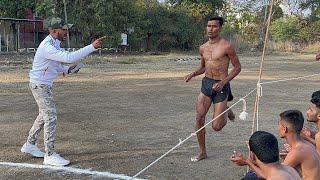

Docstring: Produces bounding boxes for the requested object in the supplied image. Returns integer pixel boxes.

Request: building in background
[0,8,45,52]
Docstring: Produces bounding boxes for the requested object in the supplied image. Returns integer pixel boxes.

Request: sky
[156,0,311,17]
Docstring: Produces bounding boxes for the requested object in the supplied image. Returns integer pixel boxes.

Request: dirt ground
[0,51,319,180]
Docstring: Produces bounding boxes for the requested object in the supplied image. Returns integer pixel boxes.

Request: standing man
[21,17,105,166]
[184,16,241,162]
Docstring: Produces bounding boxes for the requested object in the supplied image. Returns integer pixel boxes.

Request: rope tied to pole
[257,83,263,97]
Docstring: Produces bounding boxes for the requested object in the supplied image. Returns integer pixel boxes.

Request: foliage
[301,0,320,22]
[35,0,55,17]
[0,0,320,51]
[145,4,204,51]
[168,0,224,22]
[299,19,320,43]
[269,16,300,42]
[42,0,148,48]
[0,0,37,18]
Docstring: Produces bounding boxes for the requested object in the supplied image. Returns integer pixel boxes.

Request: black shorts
[201,77,233,104]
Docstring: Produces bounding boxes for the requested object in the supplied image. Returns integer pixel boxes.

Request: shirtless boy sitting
[231,131,301,180]
[231,110,320,180]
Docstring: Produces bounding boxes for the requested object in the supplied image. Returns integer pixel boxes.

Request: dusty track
[0,52,318,179]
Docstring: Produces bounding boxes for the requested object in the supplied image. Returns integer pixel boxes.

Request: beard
[57,32,66,41]
[307,116,316,122]
[306,113,317,122]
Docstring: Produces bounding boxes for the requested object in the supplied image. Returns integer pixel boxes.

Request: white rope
[256,73,320,130]
[239,98,249,120]
[195,99,242,134]
[260,73,320,85]
[256,83,263,131]
[257,83,262,97]
[240,98,247,112]
[130,133,196,179]
[256,95,260,131]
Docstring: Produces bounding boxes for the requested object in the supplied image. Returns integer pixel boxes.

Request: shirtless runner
[184,16,241,162]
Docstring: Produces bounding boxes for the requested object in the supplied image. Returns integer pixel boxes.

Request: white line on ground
[0,162,145,180]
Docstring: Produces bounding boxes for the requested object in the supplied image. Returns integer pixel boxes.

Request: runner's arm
[184,46,205,82]
[220,43,241,85]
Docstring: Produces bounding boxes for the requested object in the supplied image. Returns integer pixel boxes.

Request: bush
[270,17,300,42]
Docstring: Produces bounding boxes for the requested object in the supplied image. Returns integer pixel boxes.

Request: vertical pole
[17,23,20,52]
[23,22,25,49]
[6,35,9,52]
[63,0,70,48]
[35,20,38,46]
[3,21,5,52]
[247,0,274,174]
[0,34,2,52]
[33,12,36,47]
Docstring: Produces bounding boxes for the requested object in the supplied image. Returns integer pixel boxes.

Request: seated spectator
[231,110,320,180]
[301,90,320,154]
[230,131,301,180]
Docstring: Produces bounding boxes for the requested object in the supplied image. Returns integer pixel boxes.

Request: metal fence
[0,18,122,54]
[0,18,45,52]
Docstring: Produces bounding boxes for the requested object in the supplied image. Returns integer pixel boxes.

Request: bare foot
[228,109,235,122]
[191,153,207,162]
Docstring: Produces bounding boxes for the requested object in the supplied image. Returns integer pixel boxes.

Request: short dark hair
[208,16,224,26]
[311,90,320,99]
[311,91,320,109]
[280,110,304,134]
[249,131,279,163]
[311,97,320,109]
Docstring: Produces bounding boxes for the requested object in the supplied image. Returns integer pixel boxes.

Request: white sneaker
[43,152,70,166]
[21,143,45,158]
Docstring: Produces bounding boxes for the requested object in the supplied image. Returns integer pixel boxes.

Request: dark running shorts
[201,77,233,104]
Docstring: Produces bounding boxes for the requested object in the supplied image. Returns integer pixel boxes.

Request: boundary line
[0,162,144,180]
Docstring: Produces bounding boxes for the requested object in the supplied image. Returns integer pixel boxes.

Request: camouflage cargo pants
[27,83,57,155]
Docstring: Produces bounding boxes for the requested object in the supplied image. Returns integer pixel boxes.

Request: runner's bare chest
[202,43,229,66]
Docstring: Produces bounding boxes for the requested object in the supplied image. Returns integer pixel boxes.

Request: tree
[43,0,147,48]
[301,0,320,21]
[167,0,224,21]
[270,16,300,42]
[0,0,38,18]
[143,4,200,51]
